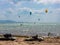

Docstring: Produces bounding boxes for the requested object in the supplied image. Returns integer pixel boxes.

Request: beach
[0,23,60,45]
[0,36,60,45]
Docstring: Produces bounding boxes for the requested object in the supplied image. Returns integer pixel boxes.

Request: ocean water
[0,23,60,36]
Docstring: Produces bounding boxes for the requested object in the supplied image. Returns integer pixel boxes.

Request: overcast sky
[0,0,60,23]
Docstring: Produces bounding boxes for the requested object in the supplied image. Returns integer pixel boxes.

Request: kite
[30,12,32,15]
[45,9,48,13]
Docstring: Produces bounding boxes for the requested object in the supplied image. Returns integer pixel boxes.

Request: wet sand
[0,36,60,45]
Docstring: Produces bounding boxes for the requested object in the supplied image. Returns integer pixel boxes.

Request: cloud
[0,14,7,20]
[34,0,60,4]
[1,7,43,22]
[0,7,60,22]
[0,0,60,22]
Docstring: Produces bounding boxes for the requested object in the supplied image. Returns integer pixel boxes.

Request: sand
[0,36,60,45]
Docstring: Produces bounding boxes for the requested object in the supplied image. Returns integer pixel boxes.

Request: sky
[0,0,60,23]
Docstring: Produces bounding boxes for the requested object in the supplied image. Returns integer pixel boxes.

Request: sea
[0,23,60,36]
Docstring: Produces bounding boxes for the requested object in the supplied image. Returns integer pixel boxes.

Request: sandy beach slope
[0,36,60,45]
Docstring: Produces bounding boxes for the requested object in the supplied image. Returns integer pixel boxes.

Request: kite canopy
[18,16,20,18]
[45,9,48,13]
[38,18,40,21]
[30,12,32,15]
